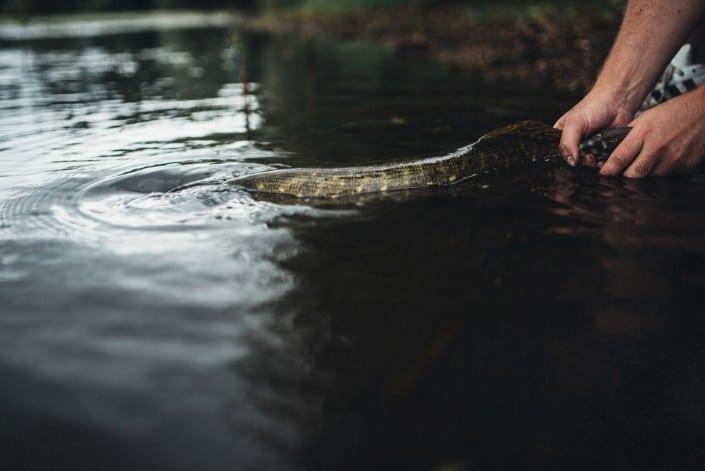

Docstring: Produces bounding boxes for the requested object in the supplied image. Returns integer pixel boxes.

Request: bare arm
[596,0,705,110]
[556,0,705,164]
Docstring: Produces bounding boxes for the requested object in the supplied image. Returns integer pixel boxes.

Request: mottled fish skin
[579,127,632,164]
[231,121,629,199]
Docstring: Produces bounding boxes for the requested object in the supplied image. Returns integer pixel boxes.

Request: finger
[652,157,677,176]
[599,132,644,176]
[553,115,566,130]
[624,146,660,178]
[559,119,586,167]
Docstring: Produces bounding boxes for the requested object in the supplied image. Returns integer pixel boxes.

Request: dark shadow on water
[260,168,705,471]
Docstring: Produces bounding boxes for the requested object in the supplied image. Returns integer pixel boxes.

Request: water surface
[2,13,705,471]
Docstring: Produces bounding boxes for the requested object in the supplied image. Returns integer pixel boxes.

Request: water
[2,12,705,471]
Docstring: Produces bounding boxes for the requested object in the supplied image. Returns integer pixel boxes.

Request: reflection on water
[2,12,705,471]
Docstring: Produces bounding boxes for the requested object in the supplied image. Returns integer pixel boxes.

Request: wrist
[683,84,705,118]
[591,54,658,114]
[590,79,644,115]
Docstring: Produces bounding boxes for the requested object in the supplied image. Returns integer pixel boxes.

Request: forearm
[594,0,705,111]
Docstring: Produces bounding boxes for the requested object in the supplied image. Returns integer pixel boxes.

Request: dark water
[2,13,705,471]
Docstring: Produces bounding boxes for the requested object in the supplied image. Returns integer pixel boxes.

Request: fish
[231,121,630,199]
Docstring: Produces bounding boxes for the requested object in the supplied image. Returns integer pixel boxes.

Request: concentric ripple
[0,156,342,249]
[0,27,337,248]
[77,160,262,229]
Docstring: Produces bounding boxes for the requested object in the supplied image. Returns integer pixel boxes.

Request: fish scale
[231,121,630,199]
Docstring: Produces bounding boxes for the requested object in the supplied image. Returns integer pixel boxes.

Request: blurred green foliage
[1,0,621,16]
[258,0,619,12]
[260,0,420,9]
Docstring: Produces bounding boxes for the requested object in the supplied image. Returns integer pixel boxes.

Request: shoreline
[2,4,626,93]
[242,4,624,92]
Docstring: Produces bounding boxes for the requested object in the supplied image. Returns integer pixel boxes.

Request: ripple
[2,163,219,241]
[0,155,350,252]
[77,160,237,229]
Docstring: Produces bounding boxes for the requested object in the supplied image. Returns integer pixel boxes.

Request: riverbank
[243,2,625,92]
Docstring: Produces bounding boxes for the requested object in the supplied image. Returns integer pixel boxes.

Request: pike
[231,121,630,199]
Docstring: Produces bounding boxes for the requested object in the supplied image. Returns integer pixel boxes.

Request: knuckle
[564,115,585,129]
[634,162,650,176]
[610,153,628,165]
[627,167,647,178]
[621,134,640,149]
[561,119,577,132]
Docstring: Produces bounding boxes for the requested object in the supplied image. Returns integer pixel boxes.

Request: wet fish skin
[579,127,632,163]
[232,121,630,199]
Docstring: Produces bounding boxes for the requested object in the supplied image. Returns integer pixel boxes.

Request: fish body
[231,121,628,199]
[579,126,632,161]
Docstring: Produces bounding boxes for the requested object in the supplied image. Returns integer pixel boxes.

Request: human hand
[554,87,635,167]
[599,87,705,177]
